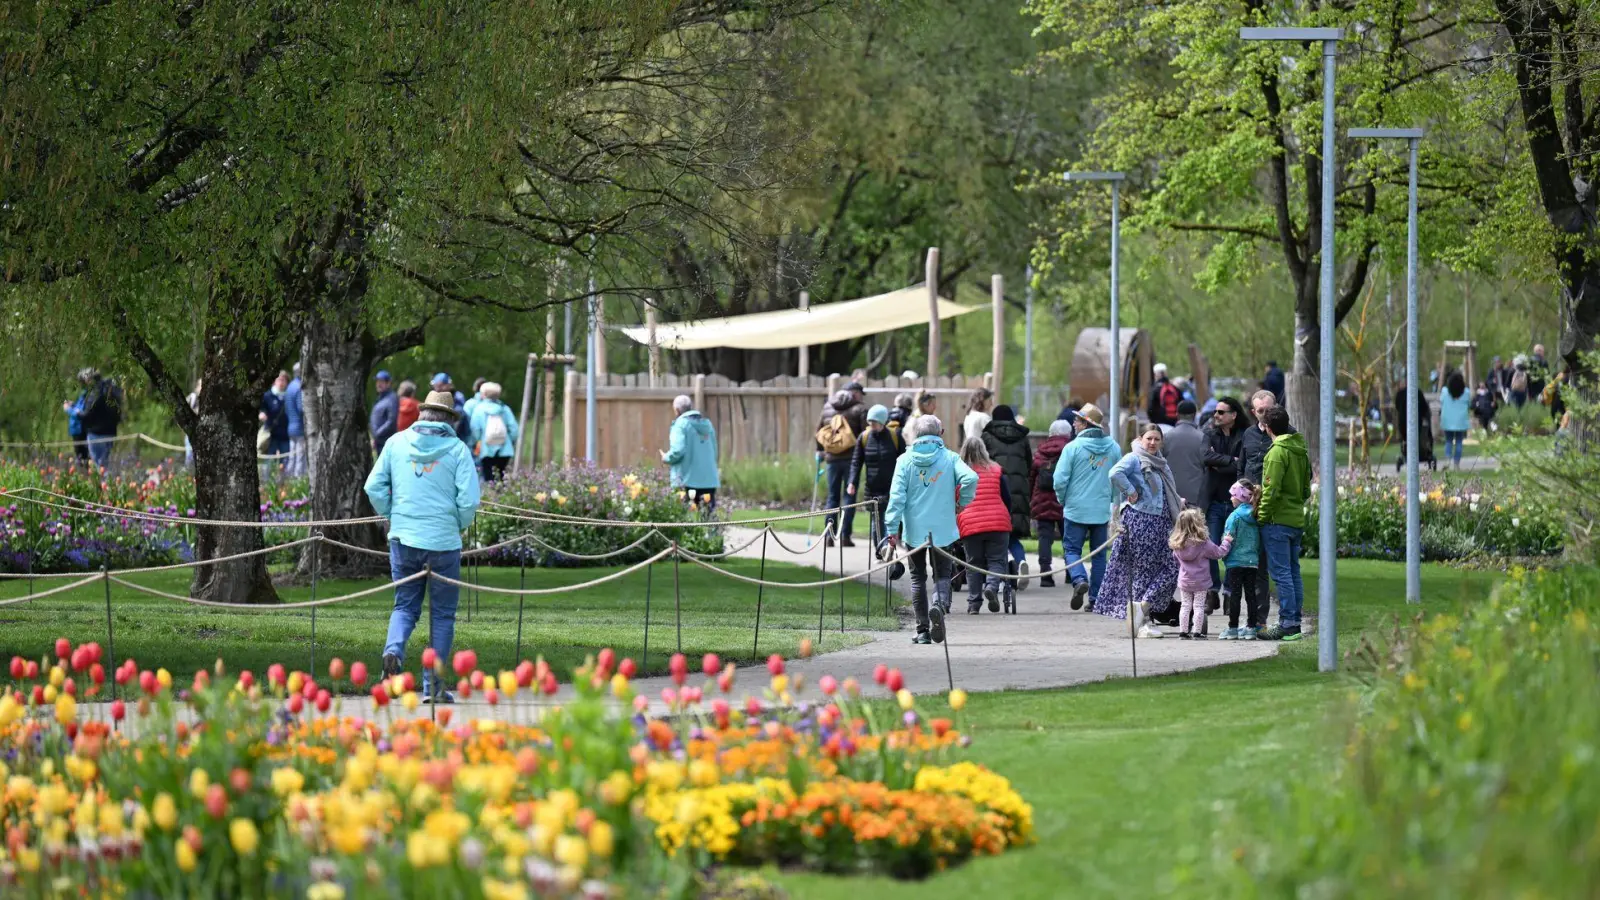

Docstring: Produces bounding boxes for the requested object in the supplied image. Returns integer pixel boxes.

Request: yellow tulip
[54,694,77,726]
[271,767,304,797]
[189,767,210,798]
[229,818,260,855]
[498,671,518,696]
[554,834,588,870]
[49,665,65,687]
[947,688,968,711]
[175,839,197,872]
[402,691,419,711]
[587,820,615,858]
[307,883,347,900]
[896,688,914,711]
[152,793,177,831]
[156,668,172,690]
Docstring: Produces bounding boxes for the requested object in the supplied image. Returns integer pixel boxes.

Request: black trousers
[1224,565,1266,628]
[961,531,1009,603]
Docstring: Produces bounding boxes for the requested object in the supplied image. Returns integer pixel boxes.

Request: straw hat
[1076,403,1104,427]
[419,390,460,418]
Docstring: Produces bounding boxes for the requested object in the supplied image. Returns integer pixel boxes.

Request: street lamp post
[1240,26,1343,672]
[1349,127,1424,606]
[1063,171,1127,450]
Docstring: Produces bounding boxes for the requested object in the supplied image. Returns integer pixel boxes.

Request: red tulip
[401,672,417,693]
[514,661,535,688]
[767,654,785,676]
[204,784,227,819]
[30,685,44,706]
[456,677,472,699]
[370,684,390,707]
[819,675,838,696]
[540,672,558,696]
[469,670,485,690]
[63,678,76,697]
[422,648,439,670]
[54,638,71,660]
[299,678,316,699]
[597,647,616,674]
[701,653,720,677]
[349,662,368,687]
[267,664,287,689]
[138,671,157,695]
[744,696,763,717]
[485,688,500,707]
[109,699,125,722]
[286,694,304,715]
[717,669,735,694]
[23,660,37,680]
[872,664,888,685]
[668,653,688,686]
[229,768,251,794]
[886,668,904,693]
[8,656,24,680]
[452,650,477,677]
[327,658,345,681]
[618,658,637,679]
[314,689,331,713]
[237,671,255,690]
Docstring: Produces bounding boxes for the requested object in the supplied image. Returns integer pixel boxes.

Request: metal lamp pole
[1350,127,1424,604]
[586,275,599,464]
[1063,171,1127,451]
[1241,26,1342,672]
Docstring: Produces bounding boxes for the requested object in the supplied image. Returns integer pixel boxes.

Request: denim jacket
[1109,451,1168,517]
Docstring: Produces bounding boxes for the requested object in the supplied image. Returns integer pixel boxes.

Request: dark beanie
[992,405,1016,422]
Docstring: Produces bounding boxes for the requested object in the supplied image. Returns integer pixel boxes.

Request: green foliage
[1501,351,1600,562]
[719,455,821,507]
[1194,565,1600,898]
[1302,473,1565,560]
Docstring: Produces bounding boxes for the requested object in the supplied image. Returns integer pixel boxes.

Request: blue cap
[867,404,889,424]
[431,372,450,386]
[375,370,392,381]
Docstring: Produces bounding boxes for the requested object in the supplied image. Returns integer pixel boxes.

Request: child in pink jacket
[1169,508,1232,639]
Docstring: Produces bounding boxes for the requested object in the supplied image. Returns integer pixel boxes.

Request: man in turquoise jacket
[1052,403,1118,610]
[366,391,482,700]
[885,415,978,645]
[661,395,720,511]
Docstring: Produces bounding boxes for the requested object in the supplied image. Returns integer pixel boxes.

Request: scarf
[1133,442,1182,521]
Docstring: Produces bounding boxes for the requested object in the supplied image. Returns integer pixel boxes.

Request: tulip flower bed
[0,641,1030,898]
[1301,473,1564,561]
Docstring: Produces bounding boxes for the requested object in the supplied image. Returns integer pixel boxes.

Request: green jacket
[1258,432,1311,528]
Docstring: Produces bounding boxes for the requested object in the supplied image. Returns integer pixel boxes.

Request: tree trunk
[188,391,280,604]
[1288,279,1324,476]
[299,310,390,579]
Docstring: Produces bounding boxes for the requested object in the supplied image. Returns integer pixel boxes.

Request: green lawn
[0,559,882,685]
[771,558,1501,899]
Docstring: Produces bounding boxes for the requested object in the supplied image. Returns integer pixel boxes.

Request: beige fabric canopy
[620,284,984,351]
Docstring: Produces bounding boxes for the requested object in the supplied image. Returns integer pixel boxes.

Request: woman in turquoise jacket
[661,395,720,510]
[884,416,979,646]
[467,382,521,483]
[1438,371,1472,469]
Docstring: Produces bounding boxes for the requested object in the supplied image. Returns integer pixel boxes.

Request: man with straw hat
[1052,403,1118,610]
[366,389,482,702]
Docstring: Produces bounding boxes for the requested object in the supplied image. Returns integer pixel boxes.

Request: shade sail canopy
[620,283,984,351]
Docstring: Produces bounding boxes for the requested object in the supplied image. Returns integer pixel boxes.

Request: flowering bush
[477,464,723,567]
[0,459,311,572]
[1301,474,1564,561]
[0,641,1028,897]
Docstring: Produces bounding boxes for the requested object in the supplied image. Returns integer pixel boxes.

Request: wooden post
[541,310,558,464]
[513,352,536,473]
[925,248,941,379]
[693,373,706,414]
[797,291,811,379]
[594,297,609,376]
[562,370,578,465]
[646,306,660,388]
[991,273,1004,398]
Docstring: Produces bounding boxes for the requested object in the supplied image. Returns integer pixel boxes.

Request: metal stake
[816,534,827,645]
[101,567,116,701]
[752,529,768,659]
[940,628,954,692]
[515,541,527,661]
[642,559,653,672]
[672,543,682,655]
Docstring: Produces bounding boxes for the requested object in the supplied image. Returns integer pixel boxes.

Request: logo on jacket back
[411,461,439,477]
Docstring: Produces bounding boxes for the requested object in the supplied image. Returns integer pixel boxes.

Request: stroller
[1395,418,1438,471]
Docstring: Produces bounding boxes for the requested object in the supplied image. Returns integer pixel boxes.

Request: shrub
[1191,565,1600,898]
[1302,474,1564,561]
[719,455,821,507]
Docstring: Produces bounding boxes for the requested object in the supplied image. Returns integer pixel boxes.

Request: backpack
[86,380,123,431]
[816,414,857,456]
[483,407,509,448]
[885,420,905,450]
[1511,369,1528,393]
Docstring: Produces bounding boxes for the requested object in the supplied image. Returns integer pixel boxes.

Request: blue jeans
[1062,520,1109,599]
[1261,524,1304,629]
[1008,537,1025,566]
[383,541,462,695]
[1443,430,1465,464]
[823,458,857,540]
[86,433,115,468]
[1036,519,1061,572]
[1206,501,1232,589]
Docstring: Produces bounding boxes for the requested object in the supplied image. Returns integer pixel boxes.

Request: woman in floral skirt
[1093,425,1182,637]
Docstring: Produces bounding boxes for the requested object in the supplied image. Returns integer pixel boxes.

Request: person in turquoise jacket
[885,416,979,645]
[468,382,521,483]
[365,391,482,700]
[660,395,721,511]
[1219,479,1264,640]
[1438,370,1472,468]
[1051,403,1119,608]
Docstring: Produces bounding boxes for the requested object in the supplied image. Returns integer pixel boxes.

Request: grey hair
[960,435,992,469]
[481,381,503,400]
[1049,419,1074,437]
[909,414,942,439]
[418,408,453,423]
[673,394,693,413]
[893,392,914,408]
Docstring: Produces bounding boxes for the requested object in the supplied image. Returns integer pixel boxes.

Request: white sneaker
[1137,623,1165,639]
[1128,599,1147,636]
[1016,561,1030,592]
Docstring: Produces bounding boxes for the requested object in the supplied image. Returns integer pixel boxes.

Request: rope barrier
[763,521,837,555]
[679,542,923,589]
[113,535,323,574]
[0,432,293,459]
[514,530,664,561]
[106,570,429,610]
[316,535,393,559]
[424,547,674,595]
[477,497,878,528]
[669,526,775,561]
[0,574,107,608]
[928,529,1120,583]
[4,488,386,528]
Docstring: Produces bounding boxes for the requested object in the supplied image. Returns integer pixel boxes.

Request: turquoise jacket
[364,422,481,552]
[663,411,720,489]
[1109,451,1169,517]
[469,399,521,459]
[1223,503,1261,568]
[885,434,979,548]
[1438,390,1472,433]
[1052,427,1118,525]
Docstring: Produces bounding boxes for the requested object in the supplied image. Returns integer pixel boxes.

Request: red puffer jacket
[958,464,1012,538]
[1030,434,1070,521]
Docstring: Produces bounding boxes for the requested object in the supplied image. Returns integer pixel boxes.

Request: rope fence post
[816,530,827,646]
[464,521,473,625]
[424,564,439,721]
[515,538,527,662]
[26,554,33,607]
[864,502,873,625]
[642,558,653,673]
[101,567,116,701]
[752,528,768,659]
[837,525,846,633]
[671,542,682,655]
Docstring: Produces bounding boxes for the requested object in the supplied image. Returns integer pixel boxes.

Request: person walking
[661,394,720,510]
[1528,344,1549,402]
[961,388,994,443]
[370,370,400,455]
[285,363,306,476]
[816,388,868,547]
[1261,360,1286,406]
[1169,508,1231,639]
[431,374,473,444]
[982,405,1034,592]
[396,381,420,432]
[1030,419,1073,587]
[1255,407,1311,642]
[368,390,482,701]
[1148,363,1180,426]
[955,436,1014,614]
[1509,357,1530,408]
[1394,384,1436,472]
[62,381,89,463]
[1239,390,1279,611]
[1053,404,1117,610]
[78,368,123,469]
[259,371,292,463]
[888,393,915,449]
[884,415,978,645]
[848,404,902,551]
[463,377,487,425]
[469,382,521,484]
[916,390,938,419]
[1163,400,1208,510]
[1439,371,1471,469]
[1095,426,1182,637]
[1472,381,1498,437]
[1201,397,1245,606]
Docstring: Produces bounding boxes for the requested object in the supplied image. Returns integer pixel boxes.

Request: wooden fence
[561,373,993,469]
